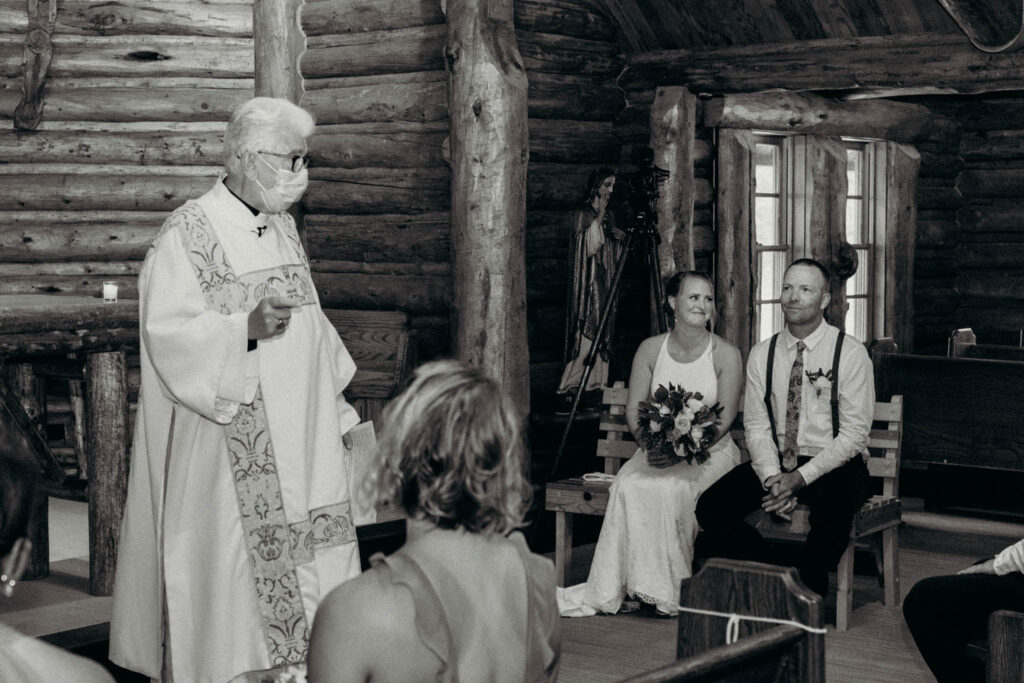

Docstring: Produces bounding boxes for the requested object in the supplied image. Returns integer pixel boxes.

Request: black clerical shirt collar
[223,182,269,236]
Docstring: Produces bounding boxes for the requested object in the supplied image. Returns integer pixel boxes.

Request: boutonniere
[805,368,834,397]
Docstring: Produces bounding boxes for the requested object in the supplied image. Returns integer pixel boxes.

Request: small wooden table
[0,294,138,596]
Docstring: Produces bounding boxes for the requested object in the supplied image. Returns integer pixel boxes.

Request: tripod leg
[645,235,667,333]
[550,232,635,480]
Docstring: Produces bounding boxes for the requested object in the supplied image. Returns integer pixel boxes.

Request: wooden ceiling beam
[702,91,956,144]
[621,32,1024,97]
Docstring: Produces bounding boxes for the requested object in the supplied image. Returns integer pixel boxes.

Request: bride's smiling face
[669,276,714,329]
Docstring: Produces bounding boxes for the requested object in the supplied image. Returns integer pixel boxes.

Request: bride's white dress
[557,334,741,616]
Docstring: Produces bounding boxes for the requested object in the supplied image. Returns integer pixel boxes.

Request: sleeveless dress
[557,334,742,616]
[368,528,560,682]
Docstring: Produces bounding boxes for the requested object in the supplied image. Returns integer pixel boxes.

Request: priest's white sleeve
[139,217,258,425]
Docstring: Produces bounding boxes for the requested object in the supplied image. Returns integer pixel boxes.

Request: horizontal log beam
[304,212,450,262]
[301,72,448,124]
[311,127,446,168]
[959,169,1024,197]
[0,296,138,334]
[703,91,954,143]
[303,25,445,78]
[0,329,138,357]
[0,129,225,165]
[301,0,444,35]
[0,276,139,299]
[0,174,215,211]
[528,71,626,121]
[622,32,1024,97]
[305,167,449,214]
[961,130,1024,161]
[957,243,1024,269]
[960,205,1024,233]
[517,30,622,77]
[528,119,619,163]
[0,84,249,122]
[312,272,449,315]
[0,1,252,37]
[0,35,253,79]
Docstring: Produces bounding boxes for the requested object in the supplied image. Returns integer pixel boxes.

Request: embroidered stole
[174,203,356,666]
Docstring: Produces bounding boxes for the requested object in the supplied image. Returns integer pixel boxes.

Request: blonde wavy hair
[368,360,530,534]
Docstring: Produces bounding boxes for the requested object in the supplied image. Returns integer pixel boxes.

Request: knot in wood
[126,51,170,62]
[444,44,460,71]
[472,99,482,117]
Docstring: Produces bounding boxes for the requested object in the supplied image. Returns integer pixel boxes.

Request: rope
[581,472,616,483]
[676,604,827,645]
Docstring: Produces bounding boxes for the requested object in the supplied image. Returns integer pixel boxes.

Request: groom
[695,258,875,597]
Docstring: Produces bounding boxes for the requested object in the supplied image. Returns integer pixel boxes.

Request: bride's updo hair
[663,270,715,328]
[368,360,530,534]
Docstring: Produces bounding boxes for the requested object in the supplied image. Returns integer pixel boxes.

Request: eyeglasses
[257,151,310,172]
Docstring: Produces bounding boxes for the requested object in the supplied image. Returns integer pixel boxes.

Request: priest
[110,97,369,683]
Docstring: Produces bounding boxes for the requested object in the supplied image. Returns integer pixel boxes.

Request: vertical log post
[444,0,531,416]
[651,86,697,277]
[3,363,49,579]
[85,351,129,596]
[794,136,849,328]
[253,0,305,104]
[715,129,756,358]
[884,142,920,352]
[253,0,308,241]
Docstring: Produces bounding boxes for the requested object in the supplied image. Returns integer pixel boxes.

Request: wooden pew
[949,327,1024,363]
[988,609,1024,683]
[877,353,1024,474]
[620,558,824,682]
[544,381,904,631]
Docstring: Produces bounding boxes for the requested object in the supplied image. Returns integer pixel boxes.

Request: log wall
[299,0,626,398]
[0,1,253,292]
[934,95,1024,346]
[0,1,254,472]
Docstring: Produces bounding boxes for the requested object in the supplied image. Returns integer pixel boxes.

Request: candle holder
[102,281,118,303]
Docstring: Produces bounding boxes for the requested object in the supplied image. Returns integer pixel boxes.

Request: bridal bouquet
[636,383,723,467]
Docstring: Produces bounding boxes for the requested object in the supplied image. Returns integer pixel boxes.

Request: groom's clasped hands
[761,470,805,521]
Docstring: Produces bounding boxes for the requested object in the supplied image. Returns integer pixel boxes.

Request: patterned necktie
[781,340,806,472]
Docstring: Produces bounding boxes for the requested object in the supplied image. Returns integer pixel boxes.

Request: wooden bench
[620,558,824,682]
[949,327,1024,363]
[988,609,1024,683]
[544,381,904,631]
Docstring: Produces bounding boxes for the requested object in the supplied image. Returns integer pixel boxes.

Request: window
[749,135,884,343]
[753,136,788,343]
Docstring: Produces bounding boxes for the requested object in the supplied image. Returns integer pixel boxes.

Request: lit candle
[102,281,118,302]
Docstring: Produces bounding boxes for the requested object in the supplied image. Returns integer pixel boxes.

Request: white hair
[223,97,315,170]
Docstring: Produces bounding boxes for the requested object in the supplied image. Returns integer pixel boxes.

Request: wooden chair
[619,558,824,682]
[738,395,904,631]
[544,382,904,631]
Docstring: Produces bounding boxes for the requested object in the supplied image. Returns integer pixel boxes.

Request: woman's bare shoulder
[710,334,742,364]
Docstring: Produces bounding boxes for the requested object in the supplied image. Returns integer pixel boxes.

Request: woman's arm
[625,335,662,443]
[710,337,743,446]
[308,573,436,683]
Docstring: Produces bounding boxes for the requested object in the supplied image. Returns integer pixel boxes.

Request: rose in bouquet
[636,383,723,467]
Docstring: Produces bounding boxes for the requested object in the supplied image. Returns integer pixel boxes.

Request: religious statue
[557,168,625,408]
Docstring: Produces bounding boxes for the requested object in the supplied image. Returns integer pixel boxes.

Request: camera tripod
[548,215,668,481]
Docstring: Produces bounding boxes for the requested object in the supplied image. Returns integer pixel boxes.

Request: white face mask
[249,153,309,213]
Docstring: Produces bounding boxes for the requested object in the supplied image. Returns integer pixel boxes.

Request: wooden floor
[2,498,1022,682]
[554,503,1022,682]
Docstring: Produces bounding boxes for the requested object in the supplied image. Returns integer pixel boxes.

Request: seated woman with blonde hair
[308,360,560,682]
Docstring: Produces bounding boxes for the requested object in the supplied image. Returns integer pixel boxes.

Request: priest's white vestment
[110,181,363,683]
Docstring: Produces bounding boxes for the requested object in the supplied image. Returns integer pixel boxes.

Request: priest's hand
[248,296,299,340]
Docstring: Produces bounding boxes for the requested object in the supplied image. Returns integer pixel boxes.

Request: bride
[557,271,743,616]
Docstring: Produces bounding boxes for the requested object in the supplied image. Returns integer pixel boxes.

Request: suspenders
[763,330,845,450]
